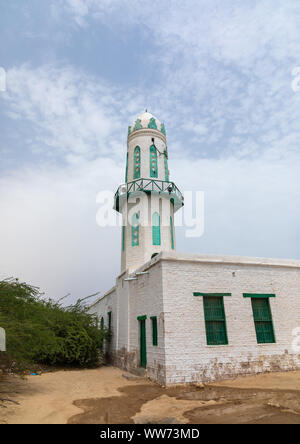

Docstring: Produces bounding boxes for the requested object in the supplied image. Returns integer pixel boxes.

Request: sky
[0,0,300,304]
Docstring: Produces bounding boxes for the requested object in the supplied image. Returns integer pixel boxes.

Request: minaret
[114,111,184,273]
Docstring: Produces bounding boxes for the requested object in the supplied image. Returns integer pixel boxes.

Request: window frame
[251,298,276,344]
[202,296,228,346]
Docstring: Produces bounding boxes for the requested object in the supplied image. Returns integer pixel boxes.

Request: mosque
[88,111,300,385]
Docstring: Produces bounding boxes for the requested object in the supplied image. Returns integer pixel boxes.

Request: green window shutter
[203,297,228,345]
[134,146,141,179]
[164,149,169,181]
[122,224,125,251]
[170,216,174,249]
[131,213,139,247]
[100,317,104,329]
[152,212,161,246]
[150,316,158,346]
[150,145,158,178]
[125,152,128,182]
[251,298,275,344]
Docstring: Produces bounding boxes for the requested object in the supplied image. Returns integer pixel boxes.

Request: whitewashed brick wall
[161,252,300,384]
[89,252,300,385]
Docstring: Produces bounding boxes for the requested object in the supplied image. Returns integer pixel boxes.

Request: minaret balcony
[114,179,184,213]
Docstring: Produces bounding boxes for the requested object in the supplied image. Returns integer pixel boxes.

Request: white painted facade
[89,112,300,385]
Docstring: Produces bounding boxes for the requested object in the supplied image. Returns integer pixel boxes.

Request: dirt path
[0,367,146,424]
[1,368,300,424]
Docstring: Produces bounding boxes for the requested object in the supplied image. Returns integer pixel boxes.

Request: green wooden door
[139,319,147,368]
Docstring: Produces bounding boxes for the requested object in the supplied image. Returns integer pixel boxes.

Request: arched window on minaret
[150,145,158,178]
[134,146,141,179]
[132,213,140,246]
[152,212,161,246]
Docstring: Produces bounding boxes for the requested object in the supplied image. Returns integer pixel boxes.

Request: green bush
[0,279,107,369]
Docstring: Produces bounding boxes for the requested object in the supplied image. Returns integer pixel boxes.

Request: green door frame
[137,315,147,368]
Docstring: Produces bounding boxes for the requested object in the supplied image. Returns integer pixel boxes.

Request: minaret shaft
[114,112,183,273]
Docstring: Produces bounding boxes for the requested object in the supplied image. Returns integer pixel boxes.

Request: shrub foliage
[0,279,106,368]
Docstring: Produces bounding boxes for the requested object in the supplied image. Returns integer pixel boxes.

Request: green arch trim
[134,119,143,131]
[148,117,157,130]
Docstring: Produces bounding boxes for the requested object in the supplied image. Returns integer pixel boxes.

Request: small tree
[0,279,108,369]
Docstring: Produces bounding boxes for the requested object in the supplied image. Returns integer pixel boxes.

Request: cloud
[1,145,299,305]
[3,64,147,163]
[1,2,300,302]
[60,0,300,161]
[0,158,123,303]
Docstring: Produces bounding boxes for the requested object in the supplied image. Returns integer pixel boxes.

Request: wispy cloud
[3,64,147,163]
[61,0,300,160]
[1,1,300,301]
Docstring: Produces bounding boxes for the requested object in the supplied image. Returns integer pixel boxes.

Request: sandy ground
[1,367,300,424]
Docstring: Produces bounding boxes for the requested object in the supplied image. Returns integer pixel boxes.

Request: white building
[89,111,300,385]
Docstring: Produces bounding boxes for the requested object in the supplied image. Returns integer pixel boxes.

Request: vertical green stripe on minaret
[170,216,174,249]
[125,152,128,182]
[164,149,169,181]
[152,212,161,245]
[122,225,125,251]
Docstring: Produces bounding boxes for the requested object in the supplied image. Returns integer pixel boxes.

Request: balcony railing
[114,179,184,213]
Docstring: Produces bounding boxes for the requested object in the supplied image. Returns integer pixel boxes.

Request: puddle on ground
[68,384,300,425]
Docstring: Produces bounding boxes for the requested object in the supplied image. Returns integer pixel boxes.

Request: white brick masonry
[88,252,300,385]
